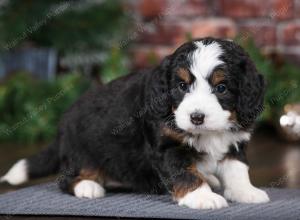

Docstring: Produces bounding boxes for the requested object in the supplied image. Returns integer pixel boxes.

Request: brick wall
[126,0,300,69]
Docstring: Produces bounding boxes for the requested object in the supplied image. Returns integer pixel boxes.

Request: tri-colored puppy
[1,37,269,209]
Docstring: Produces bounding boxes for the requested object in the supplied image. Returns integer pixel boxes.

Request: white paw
[224,186,270,203]
[74,180,105,199]
[178,183,228,209]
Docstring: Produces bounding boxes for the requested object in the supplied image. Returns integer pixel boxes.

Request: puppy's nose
[190,112,205,125]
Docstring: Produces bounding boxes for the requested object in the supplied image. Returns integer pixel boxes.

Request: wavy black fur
[24,37,265,195]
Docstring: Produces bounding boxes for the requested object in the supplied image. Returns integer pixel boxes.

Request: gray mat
[0,183,300,220]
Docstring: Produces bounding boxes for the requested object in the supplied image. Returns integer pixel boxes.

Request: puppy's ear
[236,57,265,129]
[146,56,172,118]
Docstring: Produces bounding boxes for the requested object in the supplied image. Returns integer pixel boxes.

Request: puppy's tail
[0,142,60,185]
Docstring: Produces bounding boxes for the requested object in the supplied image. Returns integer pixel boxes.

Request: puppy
[1,37,269,209]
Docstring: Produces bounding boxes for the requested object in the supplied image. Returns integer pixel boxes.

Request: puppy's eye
[179,82,188,91]
[215,84,227,94]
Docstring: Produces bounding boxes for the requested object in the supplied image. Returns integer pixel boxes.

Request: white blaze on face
[174,41,231,133]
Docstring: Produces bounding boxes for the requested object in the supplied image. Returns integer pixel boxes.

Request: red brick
[138,0,168,20]
[218,0,270,18]
[239,22,277,46]
[295,0,300,17]
[130,46,173,70]
[188,19,237,39]
[129,0,300,68]
[269,0,294,20]
[218,0,294,19]
[168,0,210,18]
[137,23,185,46]
[279,22,300,45]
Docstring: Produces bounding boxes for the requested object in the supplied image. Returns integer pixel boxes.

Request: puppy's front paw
[74,180,105,199]
[224,186,269,203]
[178,184,228,209]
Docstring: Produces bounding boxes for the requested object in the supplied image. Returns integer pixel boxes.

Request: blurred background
[0,0,300,193]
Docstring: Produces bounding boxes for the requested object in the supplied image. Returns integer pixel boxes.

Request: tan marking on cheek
[177,68,191,84]
[172,164,205,200]
[211,70,225,86]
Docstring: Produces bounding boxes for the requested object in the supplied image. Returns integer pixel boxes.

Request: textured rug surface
[0,183,299,220]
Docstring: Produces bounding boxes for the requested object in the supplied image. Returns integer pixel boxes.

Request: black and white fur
[1,38,269,209]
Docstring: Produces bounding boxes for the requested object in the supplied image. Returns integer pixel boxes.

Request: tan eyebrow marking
[177,68,191,84]
[211,70,225,86]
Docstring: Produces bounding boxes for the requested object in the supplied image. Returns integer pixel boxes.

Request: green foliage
[0,73,89,143]
[0,0,132,143]
[101,47,129,83]
[0,0,130,53]
[0,43,128,144]
[242,40,300,122]
[0,0,131,87]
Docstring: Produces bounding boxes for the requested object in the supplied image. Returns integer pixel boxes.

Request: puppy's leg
[58,168,105,199]
[217,159,269,203]
[174,165,227,209]
[156,148,228,210]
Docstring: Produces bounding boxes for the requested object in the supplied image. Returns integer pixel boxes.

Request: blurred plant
[0,0,131,82]
[101,47,129,83]
[0,72,89,143]
[242,40,300,123]
[0,0,132,143]
[0,0,130,53]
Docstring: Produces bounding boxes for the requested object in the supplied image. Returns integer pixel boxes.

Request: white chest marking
[184,131,250,175]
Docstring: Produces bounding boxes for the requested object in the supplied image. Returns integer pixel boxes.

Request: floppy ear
[236,57,266,129]
[145,56,172,119]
